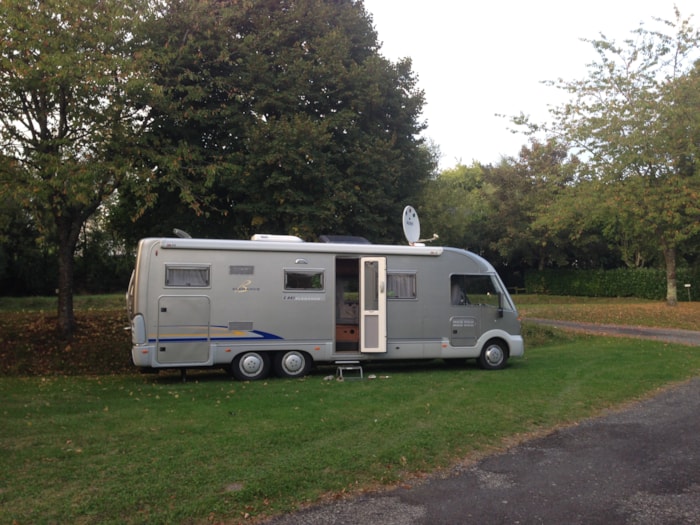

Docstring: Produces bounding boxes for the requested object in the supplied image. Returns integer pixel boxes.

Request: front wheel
[273,351,312,379]
[478,339,508,370]
[231,351,270,381]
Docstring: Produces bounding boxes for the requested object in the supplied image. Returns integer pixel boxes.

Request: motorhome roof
[155,237,444,257]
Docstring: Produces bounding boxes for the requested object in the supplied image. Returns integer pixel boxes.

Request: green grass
[516,294,700,331]
[0,294,125,312]
[2,331,700,524]
[2,294,700,523]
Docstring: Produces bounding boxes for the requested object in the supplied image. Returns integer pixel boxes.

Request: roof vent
[251,234,304,242]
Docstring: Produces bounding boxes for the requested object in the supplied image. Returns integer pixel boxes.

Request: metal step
[335,360,363,380]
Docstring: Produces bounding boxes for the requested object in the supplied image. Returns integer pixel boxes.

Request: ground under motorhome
[126,235,524,380]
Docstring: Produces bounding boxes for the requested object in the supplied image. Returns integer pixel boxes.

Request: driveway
[264,323,700,525]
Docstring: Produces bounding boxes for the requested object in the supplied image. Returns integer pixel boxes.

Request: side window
[388,272,417,299]
[165,265,211,287]
[451,275,499,307]
[284,270,325,290]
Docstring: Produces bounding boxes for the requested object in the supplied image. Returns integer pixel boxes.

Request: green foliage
[1,0,435,309]
[73,228,133,294]
[0,0,155,334]
[418,162,492,251]
[3,3,699,304]
[528,10,700,304]
[0,203,58,295]
[420,140,603,271]
[485,140,582,269]
[422,11,700,284]
[122,0,434,244]
[525,268,699,300]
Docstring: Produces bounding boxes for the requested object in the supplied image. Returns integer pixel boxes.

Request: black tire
[230,351,270,381]
[273,350,312,379]
[478,339,508,370]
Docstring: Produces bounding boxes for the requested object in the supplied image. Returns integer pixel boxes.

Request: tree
[0,194,58,295]
[516,9,700,305]
[485,140,581,270]
[420,141,593,274]
[124,0,433,244]
[418,162,494,253]
[0,0,153,337]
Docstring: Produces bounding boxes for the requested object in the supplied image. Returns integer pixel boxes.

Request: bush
[524,267,698,300]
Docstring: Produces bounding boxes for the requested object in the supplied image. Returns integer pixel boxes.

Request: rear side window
[165,265,211,287]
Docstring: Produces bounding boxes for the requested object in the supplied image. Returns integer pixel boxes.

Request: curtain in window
[165,267,210,287]
[388,274,417,299]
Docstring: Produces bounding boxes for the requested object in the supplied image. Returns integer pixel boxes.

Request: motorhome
[126,210,524,380]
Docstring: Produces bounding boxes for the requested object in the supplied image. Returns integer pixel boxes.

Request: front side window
[451,275,500,307]
[284,270,324,290]
[165,265,211,287]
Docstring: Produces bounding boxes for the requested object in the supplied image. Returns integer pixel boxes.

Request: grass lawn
[1,295,699,524]
[516,294,700,330]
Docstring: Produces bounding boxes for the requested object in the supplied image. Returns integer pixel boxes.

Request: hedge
[524,268,698,301]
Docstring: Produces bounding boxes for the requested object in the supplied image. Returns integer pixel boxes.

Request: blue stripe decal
[149,330,283,344]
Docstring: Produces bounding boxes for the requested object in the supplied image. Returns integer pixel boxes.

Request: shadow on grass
[140,356,529,385]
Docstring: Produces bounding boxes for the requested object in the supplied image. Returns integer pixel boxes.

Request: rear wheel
[273,351,311,378]
[231,352,270,381]
[478,339,508,370]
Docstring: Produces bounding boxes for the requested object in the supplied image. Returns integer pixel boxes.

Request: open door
[360,257,387,353]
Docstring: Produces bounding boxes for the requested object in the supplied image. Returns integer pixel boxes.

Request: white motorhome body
[126,236,524,380]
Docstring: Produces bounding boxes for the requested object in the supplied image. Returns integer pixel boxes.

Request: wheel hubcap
[485,345,504,366]
[240,354,263,376]
[282,353,303,373]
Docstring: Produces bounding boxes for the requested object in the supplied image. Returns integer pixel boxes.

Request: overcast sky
[362,1,698,169]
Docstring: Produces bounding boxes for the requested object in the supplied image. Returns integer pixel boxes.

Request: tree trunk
[56,237,76,340]
[55,213,83,340]
[663,245,678,307]
[538,244,546,271]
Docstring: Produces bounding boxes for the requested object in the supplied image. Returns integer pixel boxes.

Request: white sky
[363,0,698,169]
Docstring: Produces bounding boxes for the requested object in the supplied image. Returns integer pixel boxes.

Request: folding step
[335,360,363,380]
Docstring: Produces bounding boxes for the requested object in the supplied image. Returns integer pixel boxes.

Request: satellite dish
[173,228,192,239]
[402,205,420,245]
